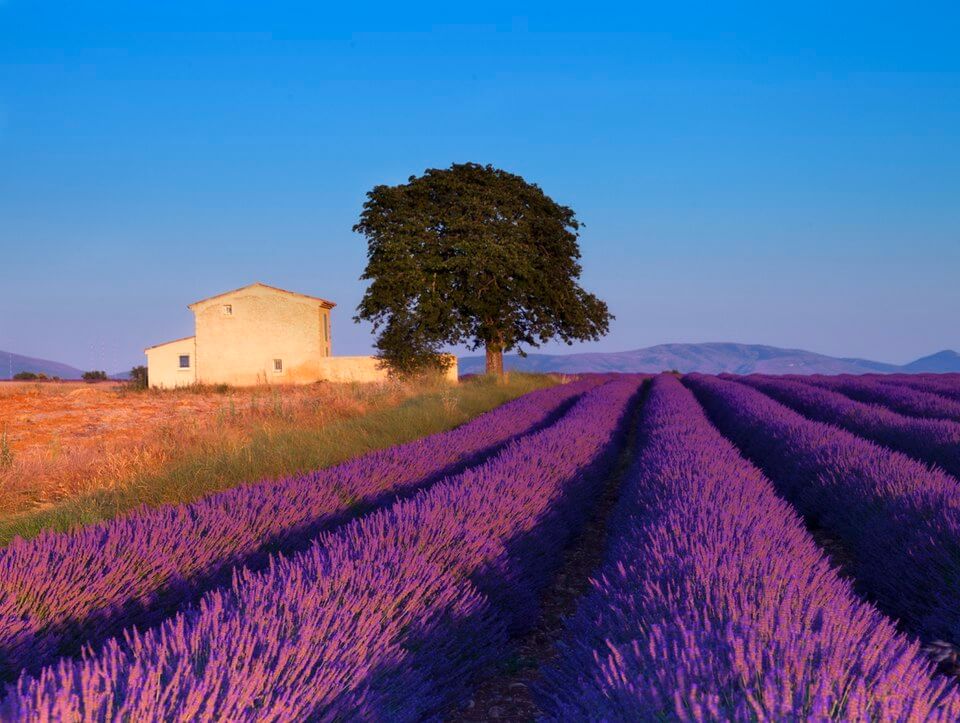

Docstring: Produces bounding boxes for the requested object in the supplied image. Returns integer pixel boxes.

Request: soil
[445,402,641,721]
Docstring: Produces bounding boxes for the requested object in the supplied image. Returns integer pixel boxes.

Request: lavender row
[686,374,960,649]
[875,374,960,403]
[0,378,598,682]
[0,377,643,721]
[801,374,960,423]
[736,374,960,479]
[536,374,957,720]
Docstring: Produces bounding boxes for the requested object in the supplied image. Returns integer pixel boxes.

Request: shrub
[129,366,148,390]
[82,370,108,383]
[12,372,37,381]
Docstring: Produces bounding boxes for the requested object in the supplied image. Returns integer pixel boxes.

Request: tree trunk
[485,337,504,377]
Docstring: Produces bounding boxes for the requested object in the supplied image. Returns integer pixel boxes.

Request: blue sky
[2,2,958,372]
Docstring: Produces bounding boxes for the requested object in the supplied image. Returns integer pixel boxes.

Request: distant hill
[0,351,135,381]
[0,350,85,380]
[900,350,960,373]
[459,343,960,376]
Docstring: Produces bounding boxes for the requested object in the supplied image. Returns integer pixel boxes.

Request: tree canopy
[354,162,612,375]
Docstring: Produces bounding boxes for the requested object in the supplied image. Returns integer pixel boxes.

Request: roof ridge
[187,283,336,309]
[144,335,196,351]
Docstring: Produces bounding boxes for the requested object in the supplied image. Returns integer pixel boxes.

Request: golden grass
[1,381,402,514]
[0,373,560,544]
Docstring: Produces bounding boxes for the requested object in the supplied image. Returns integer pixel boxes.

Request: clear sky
[2,2,958,372]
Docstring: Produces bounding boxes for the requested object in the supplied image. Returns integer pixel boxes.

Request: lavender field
[4,372,960,720]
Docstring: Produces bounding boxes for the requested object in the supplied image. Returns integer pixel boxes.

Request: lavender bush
[0,377,642,720]
[803,374,960,423]
[536,375,957,720]
[686,374,960,649]
[876,374,960,403]
[736,374,960,478]
[0,378,598,682]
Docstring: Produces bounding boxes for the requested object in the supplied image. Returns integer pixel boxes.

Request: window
[273,358,283,373]
[223,304,233,315]
[323,313,329,341]
[179,355,190,369]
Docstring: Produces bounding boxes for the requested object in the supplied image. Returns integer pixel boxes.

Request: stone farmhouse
[145,283,457,388]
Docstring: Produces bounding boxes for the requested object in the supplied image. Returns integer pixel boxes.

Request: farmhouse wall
[144,336,197,388]
[191,285,331,386]
[145,283,455,388]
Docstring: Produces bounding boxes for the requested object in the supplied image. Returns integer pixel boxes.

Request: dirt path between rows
[445,401,642,721]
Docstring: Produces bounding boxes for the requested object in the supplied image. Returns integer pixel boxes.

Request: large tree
[354,163,612,376]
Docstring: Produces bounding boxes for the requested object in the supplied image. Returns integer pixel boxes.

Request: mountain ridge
[0,351,86,380]
[459,343,960,375]
[901,350,960,373]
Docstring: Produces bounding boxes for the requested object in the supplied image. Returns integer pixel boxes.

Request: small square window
[273,358,283,373]
[179,355,190,369]
[223,304,233,315]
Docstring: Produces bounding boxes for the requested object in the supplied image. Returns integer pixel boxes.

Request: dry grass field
[0,374,558,544]
[0,380,402,514]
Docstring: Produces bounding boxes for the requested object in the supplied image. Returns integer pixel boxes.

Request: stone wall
[317,356,459,384]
